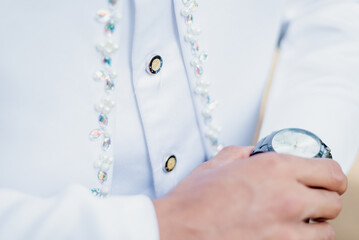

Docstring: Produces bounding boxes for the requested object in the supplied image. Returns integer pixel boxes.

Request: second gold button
[164,155,177,172]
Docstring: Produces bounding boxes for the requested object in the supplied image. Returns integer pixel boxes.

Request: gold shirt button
[147,55,163,75]
[164,155,177,173]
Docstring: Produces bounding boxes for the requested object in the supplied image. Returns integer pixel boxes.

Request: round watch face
[271,129,321,158]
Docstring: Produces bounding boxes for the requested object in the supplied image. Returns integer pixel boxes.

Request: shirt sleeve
[260,0,359,173]
[0,185,159,240]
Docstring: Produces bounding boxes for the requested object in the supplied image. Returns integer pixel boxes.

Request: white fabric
[0,186,158,239]
[260,0,359,173]
[0,0,358,239]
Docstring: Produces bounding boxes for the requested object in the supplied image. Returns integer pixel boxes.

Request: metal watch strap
[250,129,333,159]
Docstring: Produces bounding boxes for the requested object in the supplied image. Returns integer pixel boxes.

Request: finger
[301,187,342,221]
[295,222,335,240]
[205,146,254,169]
[282,154,347,195]
[214,146,254,164]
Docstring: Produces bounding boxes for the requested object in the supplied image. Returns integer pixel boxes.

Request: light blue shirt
[0,0,358,239]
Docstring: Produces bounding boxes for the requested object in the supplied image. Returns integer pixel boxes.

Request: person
[0,0,358,239]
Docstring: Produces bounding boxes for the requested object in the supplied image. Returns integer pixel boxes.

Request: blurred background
[332,155,359,240]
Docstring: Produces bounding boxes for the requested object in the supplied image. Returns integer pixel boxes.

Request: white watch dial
[271,129,321,158]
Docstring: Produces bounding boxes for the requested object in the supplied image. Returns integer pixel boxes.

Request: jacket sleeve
[260,0,359,173]
[0,185,159,240]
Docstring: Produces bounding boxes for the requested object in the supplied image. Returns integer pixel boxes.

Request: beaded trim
[89,0,122,197]
[88,0,223,196]
[180,0,223,155]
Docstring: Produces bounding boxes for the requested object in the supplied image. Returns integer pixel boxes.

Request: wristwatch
[250,128,332,159]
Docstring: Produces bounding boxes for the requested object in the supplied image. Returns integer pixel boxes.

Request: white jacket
[0,0,358,239]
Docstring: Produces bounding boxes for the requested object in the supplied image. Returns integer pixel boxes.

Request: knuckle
[221,145,237,153]
[278,193,303,219]
[317,222,335,240]
[331,194,343,217]
[329,161,346,192]
[259,152,284,166]
[325,224,335,240]
[329,227,335,240]
[220,145,252,161]
[219,146,239,157]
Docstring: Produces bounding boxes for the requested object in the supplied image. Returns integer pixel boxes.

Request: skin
[153,146,347,240]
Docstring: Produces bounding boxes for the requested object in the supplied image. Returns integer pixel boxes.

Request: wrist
[153,197,195,240]
[153,197,175,240]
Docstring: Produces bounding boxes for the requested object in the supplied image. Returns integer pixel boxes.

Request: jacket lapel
[172,0,213,158]
[172,0,195,86]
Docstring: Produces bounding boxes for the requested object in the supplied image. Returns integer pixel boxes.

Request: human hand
[153,146,347,240]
